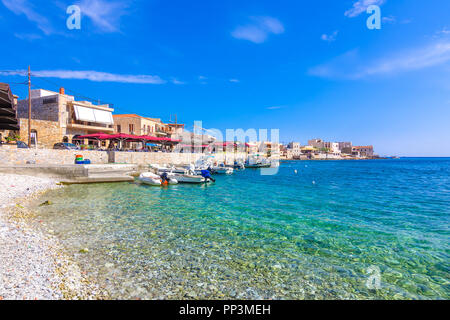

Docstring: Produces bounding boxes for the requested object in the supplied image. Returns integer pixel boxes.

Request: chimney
[59,87,65,95]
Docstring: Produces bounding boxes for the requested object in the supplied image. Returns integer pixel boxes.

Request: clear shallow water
[32,159,449,299]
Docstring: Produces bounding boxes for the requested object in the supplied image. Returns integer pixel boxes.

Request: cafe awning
[73,105,113,125]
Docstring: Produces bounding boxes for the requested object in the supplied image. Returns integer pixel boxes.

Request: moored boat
[166,172,207,184]
[211,164,234,174]
[139,172,178,186]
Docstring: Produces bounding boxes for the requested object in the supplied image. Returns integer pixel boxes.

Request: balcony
[67,119,114,133]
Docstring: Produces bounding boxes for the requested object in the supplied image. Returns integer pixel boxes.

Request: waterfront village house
[300,146,316,159]
[352,146,374,158]
[338,142,353,155]
[308,139,325,149]
[287,142,302,158]
[324,142,341,155]
[256,141,280,157]
[16,88,114,148]
[113,114,184,138]
[286,148,293,159]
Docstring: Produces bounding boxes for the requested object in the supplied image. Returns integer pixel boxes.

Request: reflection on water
[32,159,450,299]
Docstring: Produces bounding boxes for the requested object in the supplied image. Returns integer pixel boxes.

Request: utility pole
[28,66,31,146]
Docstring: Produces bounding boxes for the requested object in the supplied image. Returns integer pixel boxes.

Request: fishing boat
[139,172,178,186]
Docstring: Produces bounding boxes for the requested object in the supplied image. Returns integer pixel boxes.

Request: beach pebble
[0,173,106,300]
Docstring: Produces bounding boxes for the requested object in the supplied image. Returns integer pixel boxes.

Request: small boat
[211,164,234,174]
[233,161,245,170]
[245,163,272,168]
[139,172,178,186]
[167,172,207,184]
[245,155,273,168]
[149,163,173,173]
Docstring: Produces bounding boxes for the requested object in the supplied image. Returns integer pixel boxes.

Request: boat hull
[245,164,271,168]
[167,173,206,184]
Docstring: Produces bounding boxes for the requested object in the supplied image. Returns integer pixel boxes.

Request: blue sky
[1,0,449,156]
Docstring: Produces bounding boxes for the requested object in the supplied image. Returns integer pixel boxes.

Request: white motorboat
[211,164,234,174]
[167,172,207,184]
[233,161,245,170]
[149,163,173,173]
[245,155,273,168]
[139,172,178,186]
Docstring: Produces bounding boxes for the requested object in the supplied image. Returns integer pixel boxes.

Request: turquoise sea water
[33,158,449,299]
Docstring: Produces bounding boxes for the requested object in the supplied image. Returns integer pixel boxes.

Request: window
[117,125,121,133]
[129,124,134,133]
[43,97,57,104]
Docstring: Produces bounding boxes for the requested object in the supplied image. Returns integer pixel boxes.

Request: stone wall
[0,146,248,166]
[0,145,109,165]
[18,118,63,149]
[17,94,61,121]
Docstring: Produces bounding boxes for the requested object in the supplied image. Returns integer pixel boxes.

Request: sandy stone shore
[0,173,107,300]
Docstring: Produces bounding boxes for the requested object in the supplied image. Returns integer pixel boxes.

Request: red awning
[178,144,209,148]
[77,133,113,140]
[77,133,181,143]
[136,135,160,141]
[214,142,235,147]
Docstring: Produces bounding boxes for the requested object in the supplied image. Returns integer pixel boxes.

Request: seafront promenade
[0,145,249,166]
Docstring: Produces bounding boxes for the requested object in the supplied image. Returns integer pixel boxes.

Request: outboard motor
[201,170,215,182]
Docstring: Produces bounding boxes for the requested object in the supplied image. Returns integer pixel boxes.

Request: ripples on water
[32,158,450,299]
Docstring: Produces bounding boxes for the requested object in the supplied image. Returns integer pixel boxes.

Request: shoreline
[0,173,107,300]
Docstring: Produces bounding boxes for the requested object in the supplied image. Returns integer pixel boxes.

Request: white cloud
[345,0,386,18]
[382,16,396,24]
[266,106,283,110]
[321,31,338,42]
[1,0,129,35]
[309,41,450,79]
[0,70,166,84]
[1,0,54,34]
[229,79,240,83]
[232,16,284,44]
[171,78,185,85]
[437,27,450,35]
[198,76,207,80]
[14,33,42,41]
[77,0,130,33]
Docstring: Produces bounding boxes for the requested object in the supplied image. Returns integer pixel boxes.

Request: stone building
[16,88,114,148]
[287,142,302,158]
[338,142,353,154]
[324,142,341,154]
[352,146,374,158]
[308,138,325,149]
[113,114,184,138]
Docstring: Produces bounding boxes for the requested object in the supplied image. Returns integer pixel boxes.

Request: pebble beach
[0,173,105,300]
